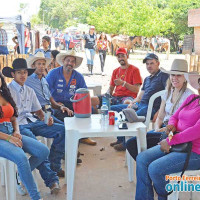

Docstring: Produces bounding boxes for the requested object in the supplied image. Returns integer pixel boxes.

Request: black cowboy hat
[2,58,35,78]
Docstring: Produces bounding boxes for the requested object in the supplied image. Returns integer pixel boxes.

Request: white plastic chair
[144,90,166,130]
[0,157,16,200]
[0,157,39,200]
[168,170,200,200]
[125,90,166,181]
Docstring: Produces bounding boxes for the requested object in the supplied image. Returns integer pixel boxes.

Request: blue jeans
[65,40,70,50]
[126,127,165,160]
[85,48,95,65]
[110,103,156,146]
[0,122,49,200]
[0,46,9,55]
[25,47,29,54]
[19,121,65,183]
[136,145,200,200]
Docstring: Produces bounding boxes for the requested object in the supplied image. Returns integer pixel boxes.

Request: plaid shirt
[0,28,8,46]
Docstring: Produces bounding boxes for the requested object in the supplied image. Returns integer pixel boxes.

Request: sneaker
[114,143,126,151]
[101,72,106,76]
[16,172,27,196]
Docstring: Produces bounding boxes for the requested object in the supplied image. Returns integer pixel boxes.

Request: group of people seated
[0,45,199,200]
[92,47,200,199]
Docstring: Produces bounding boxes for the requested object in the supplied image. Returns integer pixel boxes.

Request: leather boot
[90,65,93,75]
[87,64,91,72]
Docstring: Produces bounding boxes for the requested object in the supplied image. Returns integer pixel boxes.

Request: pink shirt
[167,94,200,154]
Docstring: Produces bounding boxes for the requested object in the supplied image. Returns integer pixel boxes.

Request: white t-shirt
[161,88,194,123]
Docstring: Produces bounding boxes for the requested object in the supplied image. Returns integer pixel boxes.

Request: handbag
[160,131,192,153]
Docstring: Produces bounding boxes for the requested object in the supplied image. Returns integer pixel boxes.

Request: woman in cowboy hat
[0,70,47,200]
[127,59,194,160]
[135,70,200,199]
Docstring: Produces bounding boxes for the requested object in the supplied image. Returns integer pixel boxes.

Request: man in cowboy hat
[2,58,66,193]
[25,52,73,121]
[46,50,97,145]
[25,52,82,163]
[110,53,169,151]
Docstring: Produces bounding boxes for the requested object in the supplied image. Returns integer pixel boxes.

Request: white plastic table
[64,114,147,200]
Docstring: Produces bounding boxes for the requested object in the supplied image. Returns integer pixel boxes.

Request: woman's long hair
[99,33,107,41]
[165,76,187,115]
[0,73,18,118]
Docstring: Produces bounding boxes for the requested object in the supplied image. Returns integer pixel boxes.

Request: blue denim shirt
[140,70,169,111]
[25,73,51,106]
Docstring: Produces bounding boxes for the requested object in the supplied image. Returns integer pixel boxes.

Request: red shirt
[110,64,142,98]
[0,104,14,123]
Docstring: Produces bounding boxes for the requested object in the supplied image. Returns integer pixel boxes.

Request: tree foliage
[33,0,200,43]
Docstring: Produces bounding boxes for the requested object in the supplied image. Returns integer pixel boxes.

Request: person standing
[97,32,108,75]
[53,29,60,51]
[83,26,97,75]
[63,31,72,51]
[35,36,51,58]
[0,23,9,55]
[24,26,31,54]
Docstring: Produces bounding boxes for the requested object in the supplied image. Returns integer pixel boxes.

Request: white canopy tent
[0,15,25,54]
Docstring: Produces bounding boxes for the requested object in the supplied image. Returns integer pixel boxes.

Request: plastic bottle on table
[101,102,109,126]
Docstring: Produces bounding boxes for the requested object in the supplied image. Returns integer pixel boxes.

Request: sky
[0,0,41,21]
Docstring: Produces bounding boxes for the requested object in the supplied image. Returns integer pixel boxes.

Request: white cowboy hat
[160,59,188,75]
[56,50,83,68]
[26,52,52,68]
[184,72,200,90]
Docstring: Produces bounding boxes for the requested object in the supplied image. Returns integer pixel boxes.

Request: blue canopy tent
[0,15,25,54]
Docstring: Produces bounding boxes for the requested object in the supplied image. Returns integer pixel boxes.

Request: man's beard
[65,65,73,73]
[119,60,126,66]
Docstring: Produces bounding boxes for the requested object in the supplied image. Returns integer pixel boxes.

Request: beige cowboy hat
[184,72,200,90]
[56,50,83,68]
[160,59,188,75]
[26,52,52,68]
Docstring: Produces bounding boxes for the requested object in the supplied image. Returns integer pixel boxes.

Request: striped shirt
[0,28,8,46]
[25,73,51,106]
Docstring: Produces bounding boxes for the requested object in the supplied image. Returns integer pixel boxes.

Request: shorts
[97,95,134,108]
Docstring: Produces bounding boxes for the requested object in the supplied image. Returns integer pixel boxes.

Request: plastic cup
[44,111,51,124]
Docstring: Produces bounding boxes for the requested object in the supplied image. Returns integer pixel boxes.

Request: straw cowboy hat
[184,72,200,90]
[2,58,35,78]
[56,50,83,68]
[160,59,188,75]
[26,52,52,68]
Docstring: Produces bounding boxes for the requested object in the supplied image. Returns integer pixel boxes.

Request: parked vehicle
[59,34,82,52]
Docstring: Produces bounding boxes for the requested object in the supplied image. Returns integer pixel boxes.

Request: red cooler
[70,88,91,118]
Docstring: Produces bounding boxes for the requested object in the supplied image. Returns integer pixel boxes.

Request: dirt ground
[0,51,198,200]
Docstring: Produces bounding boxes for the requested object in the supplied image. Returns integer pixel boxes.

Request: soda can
[109,111,115,125]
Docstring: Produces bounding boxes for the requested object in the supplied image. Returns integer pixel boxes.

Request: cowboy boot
[90,65,93,75]
[87,64,91,72]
